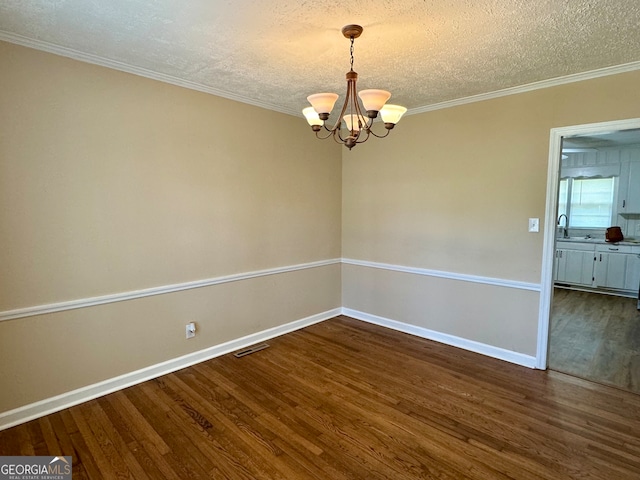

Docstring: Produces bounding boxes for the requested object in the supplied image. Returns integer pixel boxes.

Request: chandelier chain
[349,36,355,71]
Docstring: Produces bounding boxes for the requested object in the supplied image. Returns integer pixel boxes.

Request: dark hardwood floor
[550,288,640,393]
[2,315,640,479]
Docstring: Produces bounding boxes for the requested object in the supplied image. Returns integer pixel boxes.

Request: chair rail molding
[342,258,541,292]
[0,259,341,322]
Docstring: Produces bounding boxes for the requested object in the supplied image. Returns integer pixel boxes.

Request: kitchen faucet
[557,214,569,238]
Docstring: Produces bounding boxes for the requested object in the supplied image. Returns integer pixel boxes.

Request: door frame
[535,117,640,370]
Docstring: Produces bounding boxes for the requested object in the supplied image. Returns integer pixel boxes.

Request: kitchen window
[557,177,615,229]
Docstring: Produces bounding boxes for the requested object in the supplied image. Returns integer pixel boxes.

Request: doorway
[537,118,640,393]
[549,289,640,392]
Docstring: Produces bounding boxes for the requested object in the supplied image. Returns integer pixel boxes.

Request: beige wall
[0,265,340,411]
[343,264,540,355]
[2,38,640,415]
[0,42,342,412]
[342,70,640,356]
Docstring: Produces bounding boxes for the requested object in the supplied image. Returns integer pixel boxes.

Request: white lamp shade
[358,89,391,112]
[302,107,324,126]
[380,104,407,124]
[307,93,339,114]
[343,114,364,132]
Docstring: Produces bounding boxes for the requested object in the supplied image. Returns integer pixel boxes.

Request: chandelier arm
[327,114,344,133]
[334,119,354,143]
[331,82,353,133]
[315,129,336,140]
[361,116,375,133]
[355,123,373,143]
[332,129,346,144]
[348,75,362,137]
[328,90,349,132]
[355,131,371,144]
[352,83,373,135]
[368,127,392,139]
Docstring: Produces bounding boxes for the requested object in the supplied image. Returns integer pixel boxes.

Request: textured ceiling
[564,129,640,149]
[1,0,640,118]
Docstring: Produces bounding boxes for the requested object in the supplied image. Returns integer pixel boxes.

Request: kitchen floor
[549,288,640,394]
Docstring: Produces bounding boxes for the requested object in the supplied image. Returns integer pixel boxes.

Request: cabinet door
[625,160,640,213]
[556,249,594,286]
[619,153,640,213]
[554,249,564,282]
[624,254,640,292]
[595,252,627,289]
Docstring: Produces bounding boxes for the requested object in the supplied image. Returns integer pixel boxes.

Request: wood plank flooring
[2,315,640,479]
[549,288,640,393]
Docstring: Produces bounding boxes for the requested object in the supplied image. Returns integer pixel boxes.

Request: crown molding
[406,61,640,116]
[0,30,300,117]
[2,30,640,120]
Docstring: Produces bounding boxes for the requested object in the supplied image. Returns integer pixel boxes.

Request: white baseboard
[341,308,537,369]
[0,308,341,431]
[0,305,538,431]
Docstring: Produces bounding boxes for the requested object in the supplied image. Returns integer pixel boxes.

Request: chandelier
[302,25,407,150]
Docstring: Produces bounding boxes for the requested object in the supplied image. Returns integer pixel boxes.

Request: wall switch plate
[528,218,540,233]
[186,322,196,339]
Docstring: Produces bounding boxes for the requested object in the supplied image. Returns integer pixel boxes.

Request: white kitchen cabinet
[594,244,640,292]
[625,253,640,292]
[555,241,640,295]
[555,244,594,286]
[626,160,640,213]
[618,153,640,214]
[594,251,627,290]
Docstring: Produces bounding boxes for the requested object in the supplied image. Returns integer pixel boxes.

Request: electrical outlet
[185,322,196,339]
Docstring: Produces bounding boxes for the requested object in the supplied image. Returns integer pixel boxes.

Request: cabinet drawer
[595,244,634,254]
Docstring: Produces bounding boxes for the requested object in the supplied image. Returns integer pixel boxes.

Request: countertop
[557,237,640,246]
